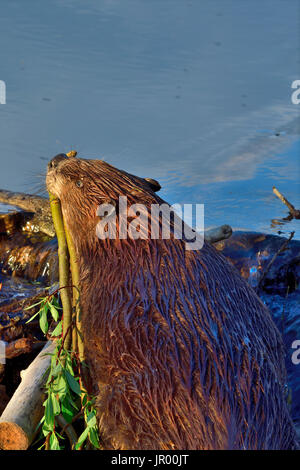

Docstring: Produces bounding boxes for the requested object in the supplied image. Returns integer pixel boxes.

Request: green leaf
[65,355,75,376]
[61,399,75,423]
[75,427,89,450]
[51,296,62,309]
[44,397,54,430]
[51,393,60,416]
[86,412,97,428]
[64,392,80,411]
[24,298,44,311]
[25,310,41,324]
[39,306,49,334]
[49,303,59,322]
[88,428,101,449]
[50,432,61,450]
[65,370,81,396]
[53,374,68,398]
[50,361,63,378]
[42,423,53,436]
[51,321,63,338]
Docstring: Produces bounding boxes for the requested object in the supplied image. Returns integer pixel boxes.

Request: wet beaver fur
[46,154,298,450]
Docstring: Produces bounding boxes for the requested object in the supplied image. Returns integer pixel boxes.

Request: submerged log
[0,341,55,450]
[204,224,232,244]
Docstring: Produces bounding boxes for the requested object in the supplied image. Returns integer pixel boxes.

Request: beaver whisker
[22,173,48,197]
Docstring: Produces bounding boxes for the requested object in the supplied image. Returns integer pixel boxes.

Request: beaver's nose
[48,153,68,170]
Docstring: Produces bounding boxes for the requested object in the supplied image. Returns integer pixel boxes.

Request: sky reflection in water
[0,0,299,237]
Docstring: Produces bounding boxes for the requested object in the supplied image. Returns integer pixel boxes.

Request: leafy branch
[26,173,101,450]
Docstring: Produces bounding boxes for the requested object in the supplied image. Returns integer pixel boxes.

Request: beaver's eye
[75,180,83,188]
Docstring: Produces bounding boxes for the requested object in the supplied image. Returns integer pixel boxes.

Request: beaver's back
[45,155,297,449]
[80,239,298,450]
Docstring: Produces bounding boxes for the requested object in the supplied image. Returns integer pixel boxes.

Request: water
[0,203,20,214]
[0,0,299,238]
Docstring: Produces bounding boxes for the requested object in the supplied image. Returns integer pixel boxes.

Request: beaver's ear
[144,178,161,192]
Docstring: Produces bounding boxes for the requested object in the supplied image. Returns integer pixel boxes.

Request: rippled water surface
[0,0,299,236]
[0,0,300,439]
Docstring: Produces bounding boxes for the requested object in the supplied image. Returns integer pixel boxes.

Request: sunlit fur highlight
[46,156,298,450]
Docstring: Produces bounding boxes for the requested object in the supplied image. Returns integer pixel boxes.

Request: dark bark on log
[4,338,45,360]
[204,224,232,244]
[5,338,33,359]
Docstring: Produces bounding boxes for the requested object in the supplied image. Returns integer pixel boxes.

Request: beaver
[46,154,298,450]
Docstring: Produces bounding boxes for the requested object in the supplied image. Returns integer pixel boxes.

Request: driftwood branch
[273,186,300,219]
[0,189,49,215]
[0,189,54,236]
[0,341,55,450]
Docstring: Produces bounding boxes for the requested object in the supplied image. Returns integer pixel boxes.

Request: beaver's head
[46,154,163,248]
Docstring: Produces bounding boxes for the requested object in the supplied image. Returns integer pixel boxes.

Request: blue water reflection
[0,0,299,236]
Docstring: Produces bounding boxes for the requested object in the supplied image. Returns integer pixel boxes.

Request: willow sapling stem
[48,192,72,350]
